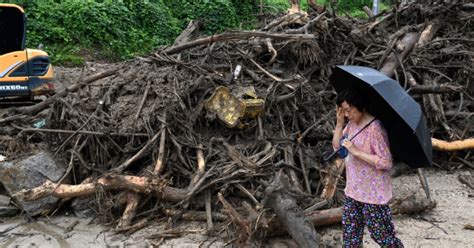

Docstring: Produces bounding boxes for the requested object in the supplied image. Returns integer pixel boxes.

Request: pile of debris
[0,1,472,246]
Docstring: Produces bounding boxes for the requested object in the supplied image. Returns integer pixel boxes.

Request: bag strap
[322,118,376,162]
[348,118,376,141]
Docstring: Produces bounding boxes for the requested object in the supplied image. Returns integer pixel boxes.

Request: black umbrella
[329,65,432,168]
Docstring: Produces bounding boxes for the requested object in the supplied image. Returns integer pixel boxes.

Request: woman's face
[341,101,363,124]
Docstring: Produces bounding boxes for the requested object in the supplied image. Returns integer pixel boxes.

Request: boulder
[0,205,18,217]
[0,151,66,216]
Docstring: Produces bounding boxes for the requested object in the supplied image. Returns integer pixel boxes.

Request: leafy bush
[164,0,239,34]
[230,0,260,29]
[10,0,180,64]
[262,0,291,13]
[337,0,374,11]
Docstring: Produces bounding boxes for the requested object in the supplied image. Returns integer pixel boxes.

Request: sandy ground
[376,169,474,247]
[1,168,473,248]
[0,214,228,247]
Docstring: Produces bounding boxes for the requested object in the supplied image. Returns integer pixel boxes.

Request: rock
[0,205,19,217]
[0,195,11,206]
[0,194,17,217]
[71,196,98,219]
[0,151,67,216]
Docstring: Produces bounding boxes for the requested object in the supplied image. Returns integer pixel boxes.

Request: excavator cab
[0,4,54,100]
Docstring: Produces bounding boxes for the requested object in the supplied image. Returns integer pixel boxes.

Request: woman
[332,90,403,247]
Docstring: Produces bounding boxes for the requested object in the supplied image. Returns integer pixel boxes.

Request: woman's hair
[335,89,368,112]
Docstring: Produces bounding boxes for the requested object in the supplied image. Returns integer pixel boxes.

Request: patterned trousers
[342,196,404,248]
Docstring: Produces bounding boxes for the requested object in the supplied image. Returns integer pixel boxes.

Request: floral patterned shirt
[343,119,393,205]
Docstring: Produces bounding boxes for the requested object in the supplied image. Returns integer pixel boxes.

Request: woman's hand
[342,139,359,156]
[332,106,346,150]
[336,106,345,127]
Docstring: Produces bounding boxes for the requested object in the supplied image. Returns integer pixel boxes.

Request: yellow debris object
[242,98,265,119]
[205,86,265,128]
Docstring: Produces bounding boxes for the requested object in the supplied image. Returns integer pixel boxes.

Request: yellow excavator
[0,3,54,102]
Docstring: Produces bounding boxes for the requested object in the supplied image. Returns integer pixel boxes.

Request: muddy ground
[1,168,473,248]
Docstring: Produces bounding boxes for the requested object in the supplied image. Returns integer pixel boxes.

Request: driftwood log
[432,138,474,151]
[14,175,187,203]
[262,171,319,247]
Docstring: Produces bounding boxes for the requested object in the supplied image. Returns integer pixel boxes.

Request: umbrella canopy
[329,65,432,168]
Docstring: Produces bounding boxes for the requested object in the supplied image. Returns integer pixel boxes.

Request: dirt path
[1,168,473,247]
[389,169,474,247]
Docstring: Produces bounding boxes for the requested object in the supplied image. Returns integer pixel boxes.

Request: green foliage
[336,0,374,11]
[49,46,85,67]
[10,0,180,64]
[262,0,290,13]
[164,0,239,34]
[230,0,260,29]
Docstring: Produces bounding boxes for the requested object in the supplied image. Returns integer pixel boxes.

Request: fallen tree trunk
[414,20,441,49]
[380,32,420,77]
[390,194,437,215]
[154,113,168,175]
[306,207,343,227]
[432,138,474,151]
[117,192,140,228]
[14,175,188,203]
[320,158,345,200]
[163,31,315,55]
[262,171,319,248]
[173,20,200,46]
